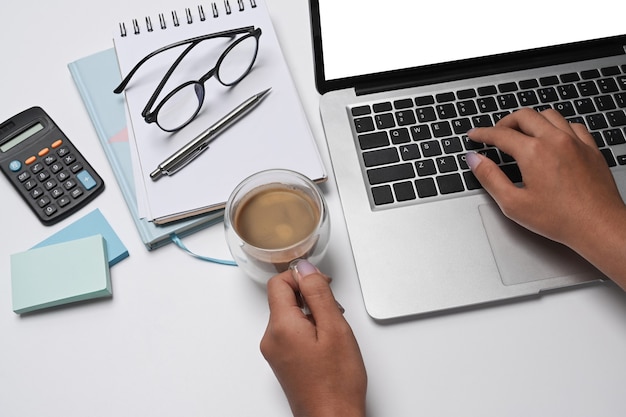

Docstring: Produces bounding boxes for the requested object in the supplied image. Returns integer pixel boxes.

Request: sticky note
[32,209,128,266]
[11,235,112,314]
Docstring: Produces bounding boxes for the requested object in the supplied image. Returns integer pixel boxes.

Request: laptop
[309,0,626,320]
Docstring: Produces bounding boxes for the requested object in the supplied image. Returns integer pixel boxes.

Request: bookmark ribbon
[170,234,238,266]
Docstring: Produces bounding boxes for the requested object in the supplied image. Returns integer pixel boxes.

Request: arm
[467,108,626,290]
[260,260,367,417]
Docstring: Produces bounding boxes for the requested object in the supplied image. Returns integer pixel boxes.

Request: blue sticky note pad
[32,209,128,266]
[11,235,112,314]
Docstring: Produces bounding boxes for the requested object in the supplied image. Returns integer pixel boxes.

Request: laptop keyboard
[350,64,626,208]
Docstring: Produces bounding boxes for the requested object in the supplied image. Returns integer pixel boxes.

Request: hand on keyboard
[467,108,626,289]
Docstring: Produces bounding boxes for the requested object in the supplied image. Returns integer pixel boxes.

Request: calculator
[0,107,105,225]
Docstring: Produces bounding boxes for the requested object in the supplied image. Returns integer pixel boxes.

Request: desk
[2,1,626,416]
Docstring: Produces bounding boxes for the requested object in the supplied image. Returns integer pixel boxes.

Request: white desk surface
[2,1,626,416]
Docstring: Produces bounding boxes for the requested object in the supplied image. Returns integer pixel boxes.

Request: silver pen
[150,87,272,181]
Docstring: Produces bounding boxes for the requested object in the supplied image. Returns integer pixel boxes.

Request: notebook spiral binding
[118,0,257,37]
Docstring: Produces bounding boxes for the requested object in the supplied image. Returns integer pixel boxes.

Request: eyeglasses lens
[156,82,205,131]
[217,35,259,86]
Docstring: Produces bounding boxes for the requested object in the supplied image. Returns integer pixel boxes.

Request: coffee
[233,185,320,249]
[224,169,330,283]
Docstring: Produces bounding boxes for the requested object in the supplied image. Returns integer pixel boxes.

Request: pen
[150,87,272,181]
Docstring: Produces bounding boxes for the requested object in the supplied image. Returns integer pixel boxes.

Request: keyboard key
[463,171,482,190]
[598,78,619,93]
[415,95,435,106]
[577,81,599,96]
[394,98,414,109]
[519,79,539,89]
[436,173,465,194]
[477,85,497,96]
[363,148,400,167]
[452,118,472,135]
[581,69,601,79]
[436,103,457,119]
[416,107,437,122]
[595,95,617,111]
[457,100,478,116]
[601,66,621,76]
[358,131,389,149]
[415,159,436,176]
[351,106,371,116]
[539,75,559,86]
[586,114,608,131]
[559,73,580,83]
[538,87,559,102]
[501,164,522,183]
[607,110,626,127]
[456,89,477,99]
[442,137,463,153]
[436,92,455,103]
[390,128,411,144]
[557,84,579,99]
[604,129,626,146]
[372,185,394,205]
[395,110,416,126]
[436,156,458,173]
[462,135,484,150]
[497,93,518,109]
[477,97,498,112]
[574,98,596,114]
[393,181,416,201]
[415,178,438,198]
[498,82,518,93]
[399,144,421,160]
[601,148,616,167]
[420,140,442,157]
[354,117,375,133]
[410,125,432,141]
[431,121,452,138]
[375,113,395,129]
[478,148,501,164]
[373,102,392,112]
[367,163,415,185]
[517,90,539,106]
[471,115,493,127]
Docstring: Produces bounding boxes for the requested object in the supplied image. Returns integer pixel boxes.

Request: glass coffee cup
[224,169,330,283]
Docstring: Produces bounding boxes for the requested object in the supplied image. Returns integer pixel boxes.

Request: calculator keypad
[4,139,104,225]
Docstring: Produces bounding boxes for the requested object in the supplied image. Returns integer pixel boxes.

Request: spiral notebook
[113,0,325,224]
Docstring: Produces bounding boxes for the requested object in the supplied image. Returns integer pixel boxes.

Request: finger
[467,125,530,158]
[495,107,561,137]
[539,109,578,135]
[466,152,521,206]
[291,260,345,329]
[266,271,305,319]
[570,122,598,148]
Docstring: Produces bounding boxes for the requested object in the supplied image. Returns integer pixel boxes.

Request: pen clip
[165,143,210,175]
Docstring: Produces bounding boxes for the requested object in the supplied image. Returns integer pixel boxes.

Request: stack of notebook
[68,0,325,249]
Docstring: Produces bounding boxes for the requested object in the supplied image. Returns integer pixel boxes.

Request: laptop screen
[312,0,625,92]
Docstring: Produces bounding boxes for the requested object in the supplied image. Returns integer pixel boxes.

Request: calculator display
[1,122,44,152]
[0,107,104,225]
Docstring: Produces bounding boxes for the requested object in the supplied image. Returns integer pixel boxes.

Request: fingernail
[466,152,483,171]
[289,259,318,283]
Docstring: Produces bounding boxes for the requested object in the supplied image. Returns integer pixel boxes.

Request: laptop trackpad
[478,203,597,286]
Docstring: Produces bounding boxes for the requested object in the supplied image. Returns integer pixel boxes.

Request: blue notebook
[32,208,129,266]
[68,49,224,250]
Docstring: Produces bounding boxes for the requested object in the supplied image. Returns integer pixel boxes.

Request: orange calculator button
[25,156,37,165]
[51,139,63,148]
[38,148,50,157]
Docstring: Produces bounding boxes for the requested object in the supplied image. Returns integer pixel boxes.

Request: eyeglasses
[114,26,262,132]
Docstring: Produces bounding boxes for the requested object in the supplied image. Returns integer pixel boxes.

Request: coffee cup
[224,169,330,283]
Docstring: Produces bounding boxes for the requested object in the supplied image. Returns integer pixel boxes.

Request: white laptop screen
[317,0,625,82]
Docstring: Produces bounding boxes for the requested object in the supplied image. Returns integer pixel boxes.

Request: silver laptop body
[310,0,626,320]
